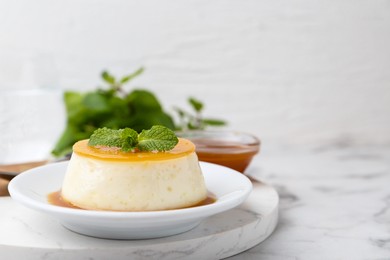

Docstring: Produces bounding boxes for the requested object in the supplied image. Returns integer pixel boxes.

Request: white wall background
[0,0,389,148]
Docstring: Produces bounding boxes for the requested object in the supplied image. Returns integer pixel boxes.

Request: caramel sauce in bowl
[176,130,260,173]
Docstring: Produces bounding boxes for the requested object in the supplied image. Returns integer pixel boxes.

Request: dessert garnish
[88,125,178,152]
[52,68,225,157]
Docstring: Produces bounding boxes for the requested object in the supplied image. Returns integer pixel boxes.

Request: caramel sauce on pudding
[73,138,195,162]
[48,190,216,211]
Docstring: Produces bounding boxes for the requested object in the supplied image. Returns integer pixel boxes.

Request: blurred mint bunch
[52,68,226,157]
[174,97,226,131]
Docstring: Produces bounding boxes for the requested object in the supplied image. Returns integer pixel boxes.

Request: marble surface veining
[229,144,390,260]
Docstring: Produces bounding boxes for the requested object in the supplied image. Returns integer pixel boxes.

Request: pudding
[61,138,207,211]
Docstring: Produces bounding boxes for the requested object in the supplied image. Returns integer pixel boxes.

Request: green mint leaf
[88,126,177,152]
[88,127,138,150]
[120,67,144,84]
[173,107,187,118]
[89,128,122,147]
[189,97,203,112]
[138,125,178,152]
[120,128,138,151]
[52,124,80,157]
[126,89,163,112]
[83,92,110,111]
[101,71,116,85]
[202,118,226,126]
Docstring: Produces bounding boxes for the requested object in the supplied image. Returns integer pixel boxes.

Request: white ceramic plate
[8,161,252,239]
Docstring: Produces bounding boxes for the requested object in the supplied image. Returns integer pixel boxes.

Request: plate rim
[9,161,253,220]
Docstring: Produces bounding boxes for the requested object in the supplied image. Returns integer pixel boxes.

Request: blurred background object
[0,52,64,164]
[0,0,389,164]
[177,130,260,173]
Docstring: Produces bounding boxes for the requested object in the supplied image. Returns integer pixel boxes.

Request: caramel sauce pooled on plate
[48,190,216,211]
[48,190,79,209]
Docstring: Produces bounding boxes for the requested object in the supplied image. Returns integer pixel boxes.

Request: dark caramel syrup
[48,190,216,211]
[192,139,259,173]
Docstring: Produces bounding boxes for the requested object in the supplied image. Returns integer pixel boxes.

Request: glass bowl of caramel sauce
[176,130,260,173]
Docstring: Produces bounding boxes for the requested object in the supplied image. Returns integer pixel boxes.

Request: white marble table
[229,144,390,259]
[2,144,390,259]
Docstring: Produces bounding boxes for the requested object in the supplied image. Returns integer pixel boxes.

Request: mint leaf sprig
[101,68,144,95]
[51,68,227,158]
[88,125,179,152]
[51,68,176,157]
[174,97,226,130]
